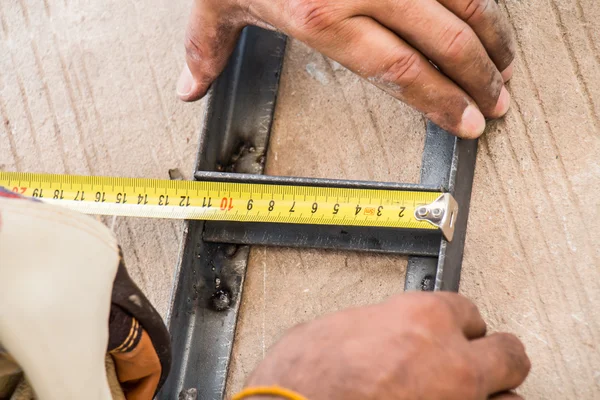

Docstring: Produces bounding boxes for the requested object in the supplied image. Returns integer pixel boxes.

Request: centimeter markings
[0,172,440,230]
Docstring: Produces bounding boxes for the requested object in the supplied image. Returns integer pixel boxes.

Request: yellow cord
[232,386,308,400]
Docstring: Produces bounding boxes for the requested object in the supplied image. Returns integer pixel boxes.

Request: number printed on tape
[0,171,441,230]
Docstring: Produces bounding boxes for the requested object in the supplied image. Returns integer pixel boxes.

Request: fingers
[184,0,516,131]
[437,0,516,81]
[360,0,508,118]
[500,63,514,83]
[470,333,532,395]
[435,292,487,339]
[285,16,486,138]
[178,0,244,101]
[388,292,487,337]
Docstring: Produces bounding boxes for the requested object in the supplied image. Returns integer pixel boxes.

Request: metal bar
[404,122,478,292]
[434,134,478,291]
[159,27,287,400]
[162,25,477,400]
[204,222,441,255]
[198,171,444,254]
[404,122,456,291]
[404,257,438,291]
[194,171,443,192]
[418,121,457,190]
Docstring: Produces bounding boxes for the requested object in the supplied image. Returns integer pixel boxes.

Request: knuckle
[411,293,445,312]
[463,299,481,321]
[184,31,205,63]
[379,51,422,89]
[418,294,458,326]
[184,31,220,78]
[499,30,517,67]
[427,293,456,313]
[287,0,339,35]
[496,332,524,351]
[441,25,477,63]
[496,333,531,372]
[462,0,492,22]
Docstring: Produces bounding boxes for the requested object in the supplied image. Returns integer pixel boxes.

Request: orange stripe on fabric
[111,318,137,353]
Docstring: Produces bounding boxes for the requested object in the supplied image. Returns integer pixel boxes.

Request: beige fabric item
[0,198,119,399]
[106,355,127,400]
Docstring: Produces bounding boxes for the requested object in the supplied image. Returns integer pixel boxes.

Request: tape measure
[0,172,458,240]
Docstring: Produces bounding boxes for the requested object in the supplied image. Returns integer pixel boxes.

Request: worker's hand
[177,0,515,138]
[243,292,530,400]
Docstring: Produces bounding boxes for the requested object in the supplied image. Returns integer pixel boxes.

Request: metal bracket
[159,26,478,399]
[415,194,458,242]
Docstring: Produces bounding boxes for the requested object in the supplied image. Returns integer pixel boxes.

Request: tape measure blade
[0,171,444,231]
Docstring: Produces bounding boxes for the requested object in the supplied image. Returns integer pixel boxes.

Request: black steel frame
[158,27,478,400]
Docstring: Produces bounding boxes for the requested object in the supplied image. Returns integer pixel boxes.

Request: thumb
[177,1,243,101]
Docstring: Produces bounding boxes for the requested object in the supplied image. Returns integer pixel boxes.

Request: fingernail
[176,64,194,98]
[493,86,511,117]
[501,62,514,82]
[459,105,486,139]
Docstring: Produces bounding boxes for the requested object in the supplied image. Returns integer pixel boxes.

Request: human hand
[242,292,530,400]
[177,0,515,139]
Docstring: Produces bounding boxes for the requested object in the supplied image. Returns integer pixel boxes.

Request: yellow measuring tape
[0,171,446,231]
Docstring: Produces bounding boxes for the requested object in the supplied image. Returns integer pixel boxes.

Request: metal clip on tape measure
[0,172,458,241]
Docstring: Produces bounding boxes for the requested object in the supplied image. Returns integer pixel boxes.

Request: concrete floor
[1,0,599,399]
